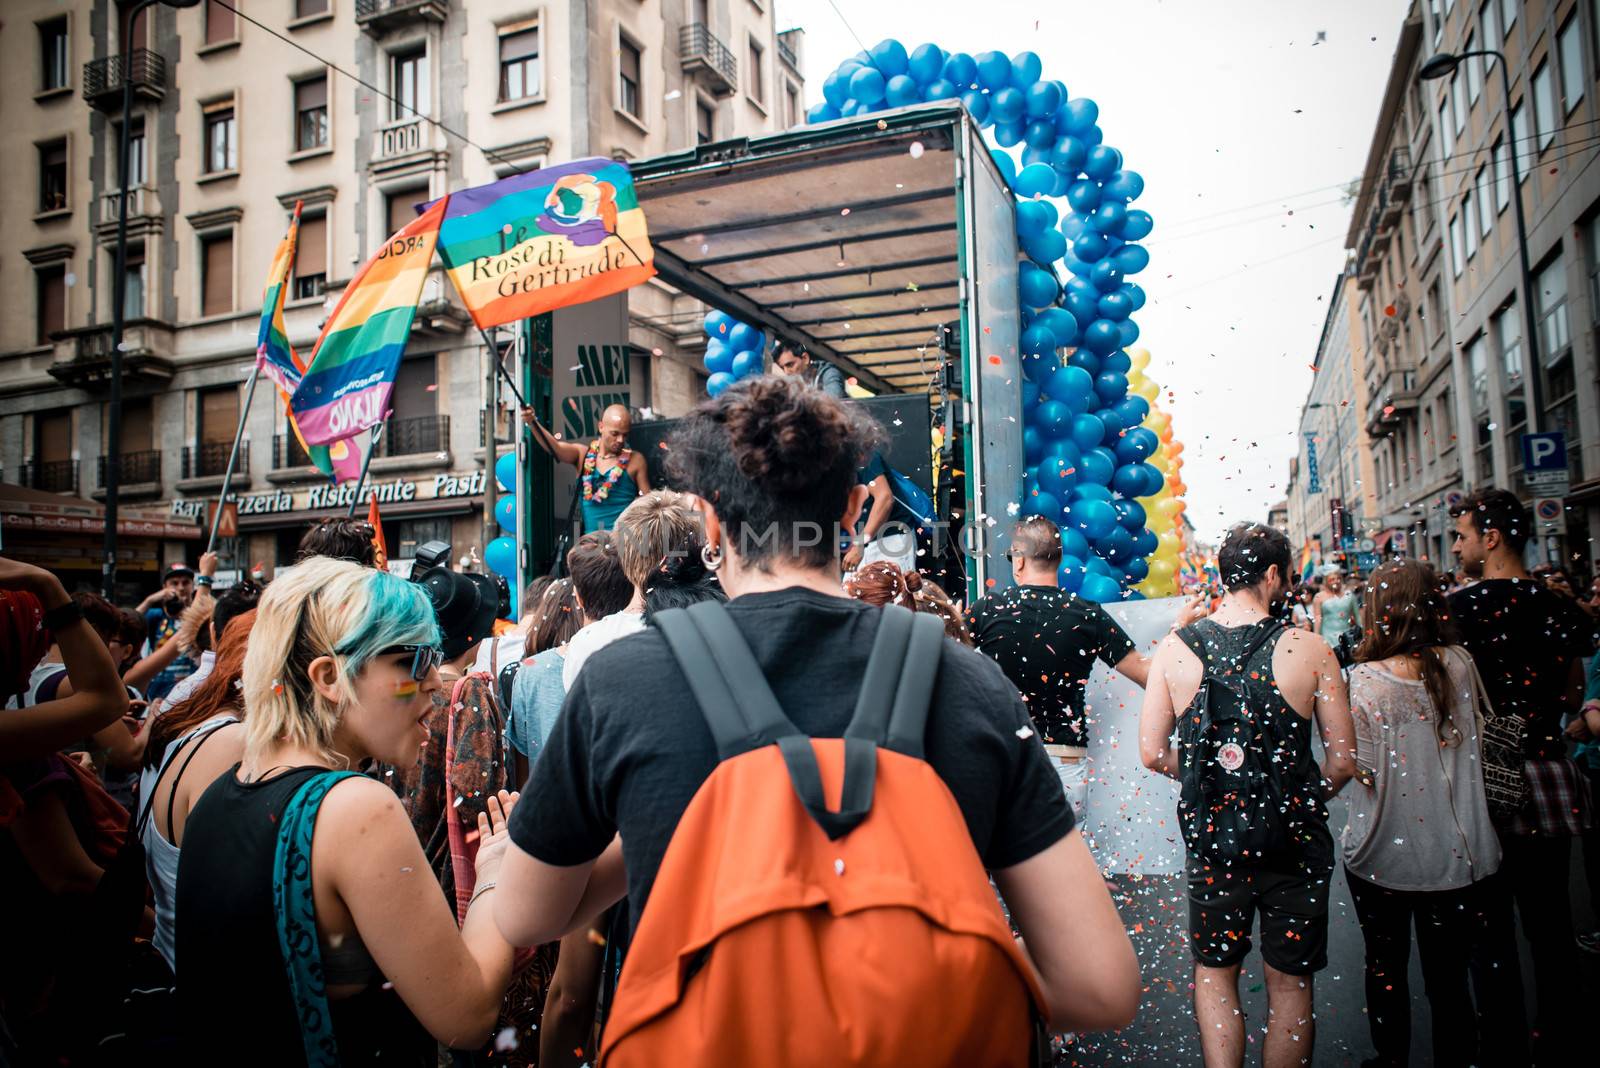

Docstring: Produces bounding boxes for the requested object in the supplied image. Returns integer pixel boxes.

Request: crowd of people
[2,366,1597,1067]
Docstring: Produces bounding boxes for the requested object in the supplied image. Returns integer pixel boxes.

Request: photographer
[138,559,211,702]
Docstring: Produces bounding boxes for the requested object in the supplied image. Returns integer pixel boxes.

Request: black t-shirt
[965,584,1138,748]
[1448,578,1598,759]
[509,588,1075,937]
[856,452,919,532]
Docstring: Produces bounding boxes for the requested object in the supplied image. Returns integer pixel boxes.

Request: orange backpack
[601,601,1046,1067]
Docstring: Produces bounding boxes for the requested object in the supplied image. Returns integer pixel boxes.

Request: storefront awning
[0,482,201,540]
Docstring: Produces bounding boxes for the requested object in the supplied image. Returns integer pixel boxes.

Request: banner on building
[1303,430,1322,494]
[433,158,657,329]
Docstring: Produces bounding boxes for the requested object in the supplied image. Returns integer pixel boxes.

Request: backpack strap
[844,605,944,759]
[1178,619,1281,678]
[273,770,362,1068]
[654,602,800,759]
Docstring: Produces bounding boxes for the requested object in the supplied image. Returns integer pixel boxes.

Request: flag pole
[345,421,386,518]
[478,325,526,408]
[206,362,262,555]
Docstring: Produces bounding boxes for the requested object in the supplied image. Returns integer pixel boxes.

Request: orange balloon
[1167,441,1184,458]
[1160,427,1174,444]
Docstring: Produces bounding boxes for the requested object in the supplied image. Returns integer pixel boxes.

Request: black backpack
[1175,620,1293,864]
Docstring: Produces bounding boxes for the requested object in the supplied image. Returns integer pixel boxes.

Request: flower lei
[582,440,632,503]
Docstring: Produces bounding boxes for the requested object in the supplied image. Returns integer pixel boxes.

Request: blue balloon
[870,38,910,77]
[807,102,841,124]
[1131,529,1159,557]
[731,349,762,378]
[706,371,736,397]
[1035,399,1071,438]
[1034,306,1079,347]
[1021,323,1056,356]
[908,43,945,83]
[1065,288,1100,327]
[1090,260,1125,292]
[1018,262,1060,309]
[1097,290,1133,321]
[1118,319,1141,347]
[1081,318,1121,356]
[1114,395,1150,426]
[1052,136,1088,175]
[703,343,733,375]
[923,78,959,101]
[1025,80,1062,118]
[704,309,733,338]
[885,74,922,107]
[1084,144,1123,181]
[1114,499,1147,531]
[1073,483,1114,503]
[1137,463,1165,497]
[1110,243,1150,275]
[1020,349,1054,383]
[1021,143,1053,169]
[990,87,1026,124]
[1038,453,1079,497]
[1063,97,1099,132]
[1095,408,1125,440]
[1022,379,1041,409]
[1080,123,1104,147]
[1091,201,1128,235]
[495,493,518,534]
[1045,364,1094,414]
[993,121,1026,148]
[1119,426,1159,462]
[1066,348,1101,376]
[1085,555,1116,577]
[1061,527,1091,560]
[1023,489,1061,521]
[1009,50,1042,88]
[822,70,851,108]
[1121,209,1154,241]
[1123,282,1147,310]
[988,146,1016,184]
[975,50,1012,91]
[1103,169,1145,202]
[1016,199,1051,236]
[1095,370,1130,403]
[485,535,517,579]
[1068,498,1118,541]
[1066,179,1102,213]
[727,322,761,353]
[1112,463,1148,499]
[1024,119,1056,148]
[1059,210,1090,238]
[1022,228,1066,265]
[1099,525,1135,564]
[1023,425,1044,465]
[1068,413,1104,451]
[962,89,992,125]
[1078,448,1115,486]
[495,450,518,492]
[1015,162,1056,199]
[1122,558,1150,584]
[1071,230,1111,263]
[849,66,887,105]
[943,51,978,88]
[1057,556,1087,594]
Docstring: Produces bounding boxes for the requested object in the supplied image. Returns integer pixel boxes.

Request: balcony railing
[381,414,449,457]
[680,23,737,97]
[23,459,79,494]
[776,32,799,71]
[356,0,449,34]
[274,433,315,470]
[99,450,161,486]
[96,184,161,227]
[82,50,166,110]
[183,441,247,479]
[375,117,425,160]
[1353,148,1417,289]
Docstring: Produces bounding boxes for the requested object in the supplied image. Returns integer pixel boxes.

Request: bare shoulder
[1276,625,1334,660]
[314,773,413,843]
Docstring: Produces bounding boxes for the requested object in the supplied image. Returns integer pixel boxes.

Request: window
[1466,31,1481,104]
[1450,213,1465,276]
[126,4,148,50]
[200,232,234,316]
[122,119,146,186]
[696,100,714,144]
[1469,333,1489,410]
[35,410,72,464]
[1587,214,1600,324]
[1424,407,1437,464]
[1501,0,1516,32]
[1451,70,1467,134]
[391,355,438,425]
[499,25,540,102]
[199,386,241,445]
[1414,168,1432,239]
[1475,166,1494,236]
[123,242,146,319]
[1439,100,1454,158]
[1481,1,1499,69]
[617,37,641,118]
[204,0,236,46]
[386,188,422,235]
[1431,0,1444,44]
[35,266,65,344]
[1558,17,1585,113]
[1427,279,1443,333]
[296,0,329,16]
[110,397,153,454]
[396,518,451,561]
[392,48,428,121]
[1511,101,1529,180]
[693,0,709,27]
[1532,62,1555,150]
[38,140,67,213]
[748,39,766,106]
[40,18,69,92]
[295,75,328,151]
[784,80,800,127]
[204,102,236,173]
[1494,136,1511,208]
[292,213,326,300]
[1464,193,1478,259]
[1535,252,1569,359]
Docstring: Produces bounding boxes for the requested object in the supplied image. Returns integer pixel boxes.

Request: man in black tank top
[1139,523,1356,1068]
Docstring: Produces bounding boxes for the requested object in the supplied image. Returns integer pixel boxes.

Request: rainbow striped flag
[290,198,446,446]
[257,202,304,394]
[433,157,655,329]
[1298,538,1316,583]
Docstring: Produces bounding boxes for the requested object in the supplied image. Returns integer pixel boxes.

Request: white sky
[777,0,1414,541]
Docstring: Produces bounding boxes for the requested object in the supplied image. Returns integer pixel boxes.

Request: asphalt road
[1062,795,1600,1066]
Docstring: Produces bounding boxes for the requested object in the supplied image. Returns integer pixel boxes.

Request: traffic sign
[207,500,238,539]
[1534,497,1565,535]
[1522,431,1568,472]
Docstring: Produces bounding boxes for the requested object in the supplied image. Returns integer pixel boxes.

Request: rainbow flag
[1298,538,1316,583]
[257,202,304,393]
[291,198,446,446]
[433,157,656,329]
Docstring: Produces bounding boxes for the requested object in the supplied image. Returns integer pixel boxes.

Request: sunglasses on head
[380,644,444,681]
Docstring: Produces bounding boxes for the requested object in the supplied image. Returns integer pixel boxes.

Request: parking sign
[1521,432,1569,495]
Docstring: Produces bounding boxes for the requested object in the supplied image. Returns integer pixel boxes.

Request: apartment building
[0,0,804,597]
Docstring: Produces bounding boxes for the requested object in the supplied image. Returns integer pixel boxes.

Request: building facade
[0,0,804,596]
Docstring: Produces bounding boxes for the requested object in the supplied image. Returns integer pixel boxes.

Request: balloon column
[702,310,766,396]
[486,449,519,615]
[809,40,1185,602]
[1123,350,1191,599]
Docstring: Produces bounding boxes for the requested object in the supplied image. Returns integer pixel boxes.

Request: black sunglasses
[381,644,444,681]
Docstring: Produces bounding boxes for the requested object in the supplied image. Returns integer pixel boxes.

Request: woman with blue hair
[175,556,520,1064]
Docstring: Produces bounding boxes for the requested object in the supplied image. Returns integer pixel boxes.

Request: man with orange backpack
[492,376,1140,1064]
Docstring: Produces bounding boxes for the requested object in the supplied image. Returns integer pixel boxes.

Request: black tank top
[1187,619,1334,872]
[175,764,433,1066]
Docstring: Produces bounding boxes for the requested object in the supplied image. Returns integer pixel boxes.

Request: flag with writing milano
[433,157,656,330]
[291,197,446,446]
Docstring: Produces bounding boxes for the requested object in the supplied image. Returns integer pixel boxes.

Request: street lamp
[103,0,200,602]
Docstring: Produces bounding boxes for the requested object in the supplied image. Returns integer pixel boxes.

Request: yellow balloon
[1149,558,1177,582]
[1158,498,1184,518]
[1149,454,1170,474]
[1158,530,1181,552]
[1134,379,1160,402]
[1130,349,1151,371]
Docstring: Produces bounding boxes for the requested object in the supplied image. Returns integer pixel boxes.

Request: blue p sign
[1521,431,1568,472]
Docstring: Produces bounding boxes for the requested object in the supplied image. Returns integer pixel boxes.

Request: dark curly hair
[666,375,882,571]
[296,518,378,567]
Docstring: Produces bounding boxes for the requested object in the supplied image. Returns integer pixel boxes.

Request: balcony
[82,50,166,112]
[22,460,79,495]
[98,450,162,487]
[381,414,449,457]
[680,23,737,98]
[182,441,247,480]
[355,0,448,35]
[1365,370,1421,438]
[47,323,175,391]
[1387,147,1413,202]
[776,30,800,71]
[372,117,440,166]
[95,184,161,227]
[273,433,315,470]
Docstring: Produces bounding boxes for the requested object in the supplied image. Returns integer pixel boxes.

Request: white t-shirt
[155,649,217,714]
[471,632,527,678]
[561,610,647,690]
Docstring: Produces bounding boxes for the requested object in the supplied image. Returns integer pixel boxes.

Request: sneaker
[1578,930,1600,955]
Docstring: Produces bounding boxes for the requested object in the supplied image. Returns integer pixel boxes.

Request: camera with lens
[409,540,509,660]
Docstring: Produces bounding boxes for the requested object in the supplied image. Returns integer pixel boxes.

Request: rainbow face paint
[393,679,420,699]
